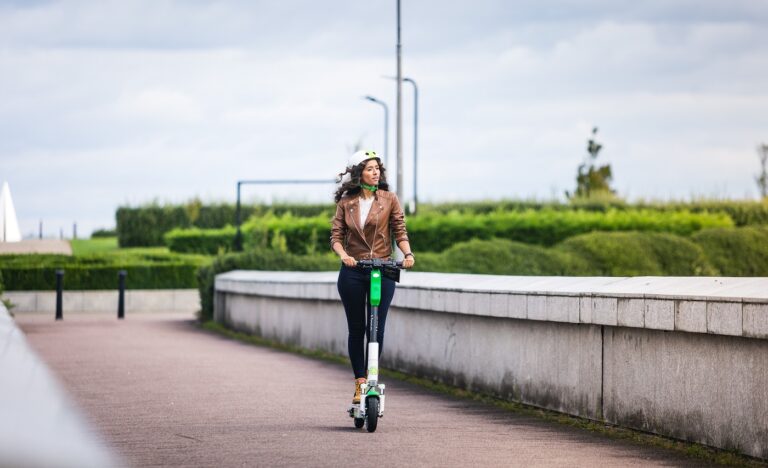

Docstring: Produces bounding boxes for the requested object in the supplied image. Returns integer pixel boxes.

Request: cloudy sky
[1,0,767,237]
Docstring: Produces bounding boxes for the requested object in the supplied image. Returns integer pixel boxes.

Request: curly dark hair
[334,159,390,203]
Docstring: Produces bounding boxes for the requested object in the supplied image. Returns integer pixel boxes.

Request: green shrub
[243,214,331,255]
[417,199,622,214]
[407,209,733,252]
[118,198,768,248]
[557,232,715,276]
[414,238,591,275]
[195,228,768,321]
[165,226,237,255]
[197,249,338,321]
[117,201,334,247]
[172,209,732,257]
[91,228,117,238]
[637,200,768,227]
[691,226,768,276]
[409,251,450,273]
[0,252,209,291]
[419,199,768,226]
[165,214,333,255]
[117,205,189,247]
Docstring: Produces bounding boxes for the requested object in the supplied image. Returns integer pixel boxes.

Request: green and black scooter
[348,258,403,432]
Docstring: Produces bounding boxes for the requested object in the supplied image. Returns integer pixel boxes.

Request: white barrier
[0,302,117,467]
[5,289,199,313]
[215,270,768,459]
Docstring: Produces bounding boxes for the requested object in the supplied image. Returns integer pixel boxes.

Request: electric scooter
[347,258,403,432]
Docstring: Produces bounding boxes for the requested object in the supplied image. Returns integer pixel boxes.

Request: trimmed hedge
[419,199,768,226]
[117,205,189,247]
[417,234,716,277]
[119,198,768,248]
[243,214,331,254]
[165,226,237,255]
[90,228,117,238]
[557,232,716,276]
[195,227,768,322]
[197,249,338,320]
[169,209,732,256]
[0,252,209,291]
[633,200,768,227]
[166,215,333,255]
[691,226,768,276]
[405,209,732,251]
[117,201,333,247]
[413,238,591,275]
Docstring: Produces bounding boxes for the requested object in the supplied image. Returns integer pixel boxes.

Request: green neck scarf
[360,183,378,192]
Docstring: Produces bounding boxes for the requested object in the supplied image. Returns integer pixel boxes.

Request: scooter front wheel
[365,398,379,433]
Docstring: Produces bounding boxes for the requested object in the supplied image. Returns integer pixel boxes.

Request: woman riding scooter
[330,150,415,405]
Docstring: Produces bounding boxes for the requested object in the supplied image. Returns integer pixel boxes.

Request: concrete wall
[215,271,768,459]
[0,302,117,467]
[5,289,199,313]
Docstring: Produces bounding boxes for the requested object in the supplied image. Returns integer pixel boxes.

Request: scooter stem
[367,268,382,382]
[367,342,379,383]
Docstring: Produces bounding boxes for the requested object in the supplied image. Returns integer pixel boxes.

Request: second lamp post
[364,95,389,168]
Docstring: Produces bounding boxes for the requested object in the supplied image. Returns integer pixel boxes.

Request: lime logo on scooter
[370,270,382,307]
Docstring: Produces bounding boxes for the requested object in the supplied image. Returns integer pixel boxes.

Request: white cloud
[0,0,767,236]
[116,89,204,124]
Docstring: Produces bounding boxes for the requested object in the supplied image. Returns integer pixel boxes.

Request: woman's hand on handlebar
[340,255,357,268]
[402,256,415,269]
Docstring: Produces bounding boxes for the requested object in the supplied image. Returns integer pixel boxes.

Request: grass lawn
[70,237,172,256]
[70,237,118,255]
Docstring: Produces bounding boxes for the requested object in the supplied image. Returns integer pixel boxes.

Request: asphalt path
[16,313,708,467]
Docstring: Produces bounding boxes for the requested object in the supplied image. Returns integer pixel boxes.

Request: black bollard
[55,270,64,320]
[117,270,126,319]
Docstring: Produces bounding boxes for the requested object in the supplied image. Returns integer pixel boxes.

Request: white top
[359,196,374,226]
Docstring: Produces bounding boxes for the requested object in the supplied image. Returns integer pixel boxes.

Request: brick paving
[16,312,707,467]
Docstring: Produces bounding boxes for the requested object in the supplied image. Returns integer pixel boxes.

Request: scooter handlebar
[355,259,404,269]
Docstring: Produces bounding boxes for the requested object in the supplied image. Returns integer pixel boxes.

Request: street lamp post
[364,96,389,168]
[402,77,418,214]
[384,76,419,214]
[395,0,403,202]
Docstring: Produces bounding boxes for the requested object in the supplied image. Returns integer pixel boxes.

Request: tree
[566,127,617,200]
[757,143,768,199]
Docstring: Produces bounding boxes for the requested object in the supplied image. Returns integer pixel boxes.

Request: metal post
[55,270,63,320]
[73,222,77,240]
[39,220,42,239]
[403,77,418,214]
[395,0,403,201]
[234,182,243,251]
[118,270,126,319]
[364,96,389,168]
[384,104,389,168]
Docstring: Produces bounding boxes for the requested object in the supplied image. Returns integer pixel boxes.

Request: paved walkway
[16,313,707,467]
[0,239,72,255]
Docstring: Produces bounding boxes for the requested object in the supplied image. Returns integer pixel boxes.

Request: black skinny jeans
[337,265,396,379]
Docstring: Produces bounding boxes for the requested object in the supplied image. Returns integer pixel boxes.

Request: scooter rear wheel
[365,398,379,433]
[354,417,365,428]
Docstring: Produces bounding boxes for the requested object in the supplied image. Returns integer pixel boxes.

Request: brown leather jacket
[330,190,409,260]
